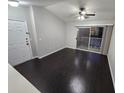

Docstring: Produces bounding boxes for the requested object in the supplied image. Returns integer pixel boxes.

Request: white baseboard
[66,46,106,55]
[33,46,106,59]
[38,47,66,59]
[107,55,115,87]
[31,56,39,59]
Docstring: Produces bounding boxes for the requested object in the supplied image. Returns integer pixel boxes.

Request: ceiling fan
[77,8,96,20]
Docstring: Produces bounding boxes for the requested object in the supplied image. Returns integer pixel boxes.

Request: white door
[8,19,32,66]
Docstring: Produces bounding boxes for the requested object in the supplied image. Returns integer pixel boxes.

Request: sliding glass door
[76,26,105,53]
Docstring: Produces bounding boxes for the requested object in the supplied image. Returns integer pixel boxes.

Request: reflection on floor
[15,48,114,93]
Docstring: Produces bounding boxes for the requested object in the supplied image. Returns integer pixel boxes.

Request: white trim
[100,26,107,53]
[76,26,91,28]
[107,55,115,87]
[32,56,39,59]
[38,47,66,59]
[76,24,114,27]
[24,21,33,59]
[38,46,106,60]
[88,27,91,50]
[30,6,39,57]
[67,46,106,55]
[26,56,38,61]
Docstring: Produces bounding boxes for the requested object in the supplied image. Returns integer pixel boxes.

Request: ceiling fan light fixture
[78,16,81,20]
[8,0,19,7]
[80,11,86,15]
[76,7,95,20]
[78,15,85,20]
[80,15,85,20]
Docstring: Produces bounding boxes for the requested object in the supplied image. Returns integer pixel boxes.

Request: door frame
[76,26,106,54]
[8,19,33,60]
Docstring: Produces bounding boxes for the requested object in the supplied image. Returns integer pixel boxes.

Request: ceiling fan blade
[86,14,96,16]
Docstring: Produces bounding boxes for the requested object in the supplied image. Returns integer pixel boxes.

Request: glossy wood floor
[15,48,114,93]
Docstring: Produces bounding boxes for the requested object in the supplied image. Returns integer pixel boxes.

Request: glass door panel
[77,28,90,50]
[77,37,89,50]
[89,27,104,52]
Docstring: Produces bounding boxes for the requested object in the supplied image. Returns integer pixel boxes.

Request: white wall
[31,6,66,58]
[8,64,40,93]
[66,20,114,54]
[108,27,115,84]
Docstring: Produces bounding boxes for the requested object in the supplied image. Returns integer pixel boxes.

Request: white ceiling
[19,0,115,22]
[19,0,66,6]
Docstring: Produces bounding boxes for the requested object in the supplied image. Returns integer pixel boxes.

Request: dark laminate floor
[15,48,114,93]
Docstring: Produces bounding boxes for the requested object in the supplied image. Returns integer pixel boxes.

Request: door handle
[26,40,29,45]
[26,32,30,34]
[26,38,28,40]
[26,42,29,45]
